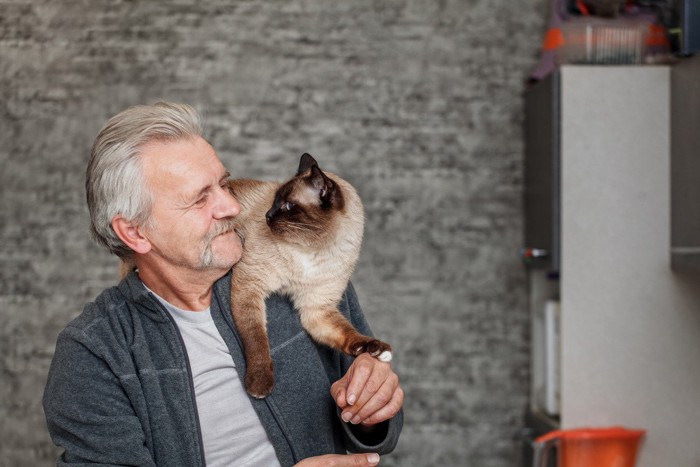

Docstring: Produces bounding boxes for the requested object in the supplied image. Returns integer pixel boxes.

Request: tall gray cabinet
[671,54,700,270]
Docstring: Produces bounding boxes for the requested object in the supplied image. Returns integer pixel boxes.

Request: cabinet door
[524,72,561,272]
[671,54,700,270]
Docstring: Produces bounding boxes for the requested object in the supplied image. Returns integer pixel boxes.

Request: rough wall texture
[0,1,547,465]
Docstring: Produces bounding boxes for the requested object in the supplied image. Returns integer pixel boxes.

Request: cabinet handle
[520,247,549,262]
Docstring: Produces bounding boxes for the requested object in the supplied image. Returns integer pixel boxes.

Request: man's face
[139,136,242,273]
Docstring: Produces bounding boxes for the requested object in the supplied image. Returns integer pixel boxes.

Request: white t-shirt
[147,286,280,467]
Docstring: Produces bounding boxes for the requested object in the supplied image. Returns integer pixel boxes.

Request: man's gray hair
[86,102,204,257]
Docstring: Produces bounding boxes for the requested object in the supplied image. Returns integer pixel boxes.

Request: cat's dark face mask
[265,153,343,239]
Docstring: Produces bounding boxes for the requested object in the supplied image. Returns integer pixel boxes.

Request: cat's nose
[265,209,274,224]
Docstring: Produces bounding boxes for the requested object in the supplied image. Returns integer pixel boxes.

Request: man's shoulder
[61,284,131,337]
[60,274,164,342]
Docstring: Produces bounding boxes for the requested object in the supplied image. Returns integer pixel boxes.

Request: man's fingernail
[348,394,356,405]
[351,415,361,425]
[342,411,352,423]
[367,453,380,465]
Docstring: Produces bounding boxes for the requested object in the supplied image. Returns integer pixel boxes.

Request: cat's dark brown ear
[297,153,318,175]
[309,164,333,193]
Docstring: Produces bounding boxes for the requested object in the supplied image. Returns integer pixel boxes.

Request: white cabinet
[525,66,700,467]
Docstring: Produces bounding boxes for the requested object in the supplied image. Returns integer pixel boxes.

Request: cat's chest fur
[271,203,362,285]
[291,250,326,277]
[280,235,358,281]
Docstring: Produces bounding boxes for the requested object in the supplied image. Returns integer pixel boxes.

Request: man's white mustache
[204,218,237,243]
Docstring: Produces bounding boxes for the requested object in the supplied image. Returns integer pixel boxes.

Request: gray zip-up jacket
[43,271,403,466]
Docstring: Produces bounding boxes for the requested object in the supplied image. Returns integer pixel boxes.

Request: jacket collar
[117,269,233,322]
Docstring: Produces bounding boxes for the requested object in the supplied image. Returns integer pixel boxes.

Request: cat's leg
[230,272,275,398]
[299,305,393,363]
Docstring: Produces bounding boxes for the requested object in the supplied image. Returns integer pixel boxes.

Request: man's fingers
[360,385,404,426]
[344,373,399,425]
[332,383,348,409]
[348,360,399,413]
[294,453,380,466]
[339,355,400,425]
[344,453,380,466]
[344,354,377,406]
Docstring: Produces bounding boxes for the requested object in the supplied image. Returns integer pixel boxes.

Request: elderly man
[43,102,403,466]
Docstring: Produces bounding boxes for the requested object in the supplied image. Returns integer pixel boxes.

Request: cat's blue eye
[284,202,293,211]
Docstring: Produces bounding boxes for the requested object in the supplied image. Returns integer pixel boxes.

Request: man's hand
[331,353,404,426]
[295,453,380,466]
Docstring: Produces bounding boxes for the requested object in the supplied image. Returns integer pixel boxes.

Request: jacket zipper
[154,296,208,467]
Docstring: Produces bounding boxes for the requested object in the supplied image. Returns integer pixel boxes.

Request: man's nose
[214,186,241,219]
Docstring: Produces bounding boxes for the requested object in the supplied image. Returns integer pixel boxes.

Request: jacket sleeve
[336,282,404,455]
[43,324,157,467]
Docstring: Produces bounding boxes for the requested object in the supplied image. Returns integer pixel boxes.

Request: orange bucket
[533,426,646,467]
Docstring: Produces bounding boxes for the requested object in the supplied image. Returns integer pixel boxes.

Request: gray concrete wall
[0,1,547,465]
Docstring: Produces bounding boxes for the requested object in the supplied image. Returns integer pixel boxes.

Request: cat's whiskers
[274,221,315,232]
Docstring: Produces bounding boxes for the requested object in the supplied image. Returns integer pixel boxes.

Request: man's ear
[111,215,152,254]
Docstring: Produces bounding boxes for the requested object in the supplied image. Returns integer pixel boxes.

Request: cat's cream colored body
[227,161,391,399]
[229,175,364,346]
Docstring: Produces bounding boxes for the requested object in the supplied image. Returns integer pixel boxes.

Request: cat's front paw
[244,367,275,399]
[353,339,393,363]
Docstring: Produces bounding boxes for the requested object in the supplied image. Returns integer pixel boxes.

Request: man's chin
[202,235,242,270]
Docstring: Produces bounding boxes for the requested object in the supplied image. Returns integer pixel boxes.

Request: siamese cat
[121,153,392,399]
[227,153,391,398]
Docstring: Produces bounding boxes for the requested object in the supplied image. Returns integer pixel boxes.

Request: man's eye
[194,196,208,206]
